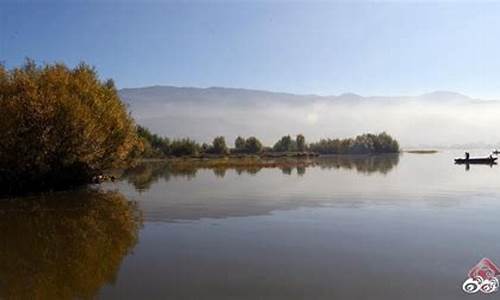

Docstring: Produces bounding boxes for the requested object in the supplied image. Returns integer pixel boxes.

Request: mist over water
[122,87,500,148]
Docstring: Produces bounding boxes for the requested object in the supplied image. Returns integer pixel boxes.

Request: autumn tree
[0,60,142,193]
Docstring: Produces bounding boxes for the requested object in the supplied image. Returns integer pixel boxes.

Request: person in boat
[465,152,470,160]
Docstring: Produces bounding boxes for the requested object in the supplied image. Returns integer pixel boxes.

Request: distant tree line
[309,132,400,155]
[138,127,399,157]
[233,136,264,154]
[272,134,306,152]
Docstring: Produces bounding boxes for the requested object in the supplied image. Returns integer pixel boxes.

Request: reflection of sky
[102,203,499,299]
[100,151,500,299]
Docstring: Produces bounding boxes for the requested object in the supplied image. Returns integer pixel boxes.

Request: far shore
[133,152,400,169]
[140,151,402,162]
[404,150,439,154]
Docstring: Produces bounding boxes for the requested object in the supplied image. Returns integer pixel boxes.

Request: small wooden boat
[455,157,497,164]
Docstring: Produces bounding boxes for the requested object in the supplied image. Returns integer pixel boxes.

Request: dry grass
[405,150,438,154]
[167,156,315,169]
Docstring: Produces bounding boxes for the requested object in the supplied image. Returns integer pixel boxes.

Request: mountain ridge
[119,85,488,104]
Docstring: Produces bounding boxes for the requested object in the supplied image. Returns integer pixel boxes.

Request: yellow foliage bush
[0,60,143,193]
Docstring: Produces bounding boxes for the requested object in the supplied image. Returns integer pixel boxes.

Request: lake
[1,150,499,299]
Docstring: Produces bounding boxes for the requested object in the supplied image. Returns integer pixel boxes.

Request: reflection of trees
[122,155,400,192]
[280,166,293,175]
[315,154,400,175]
[297,166,306,176]
[123,161,197,191]
[0,190,142,300]
[235,166,262,175]
[122,161,169,191]
[213,168,226,178]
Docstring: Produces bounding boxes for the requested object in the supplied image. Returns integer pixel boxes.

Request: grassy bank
[144,152,400,170]
[405,150,438,154]
[166,156,315,169]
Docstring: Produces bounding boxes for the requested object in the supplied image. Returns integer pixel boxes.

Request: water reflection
[0,190,142,300]
[123,154,399,192]
[460,162,497,171]
[122,161,196,191]
[315,154,400,174]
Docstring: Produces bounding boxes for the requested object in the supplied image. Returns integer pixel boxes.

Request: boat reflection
[0,190,142,299]
[461,162,497,171]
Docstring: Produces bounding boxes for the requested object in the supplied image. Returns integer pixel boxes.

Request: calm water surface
[2,151,500,299]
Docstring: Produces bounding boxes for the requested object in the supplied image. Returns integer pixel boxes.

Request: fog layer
[120,87,500,148]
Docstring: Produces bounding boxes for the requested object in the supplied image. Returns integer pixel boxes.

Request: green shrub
[206,136,228,154]
[137,125,170,157]
[245,136,263,153]
[309,132,399,154]
[170,138,200,156]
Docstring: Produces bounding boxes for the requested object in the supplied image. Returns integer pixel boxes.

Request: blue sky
[2,1,500,97]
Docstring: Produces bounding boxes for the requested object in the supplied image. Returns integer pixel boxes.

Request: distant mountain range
[119,85,486,106]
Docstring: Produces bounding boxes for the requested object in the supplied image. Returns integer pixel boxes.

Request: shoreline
[141,151,400,161]
[134,152,401,170]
